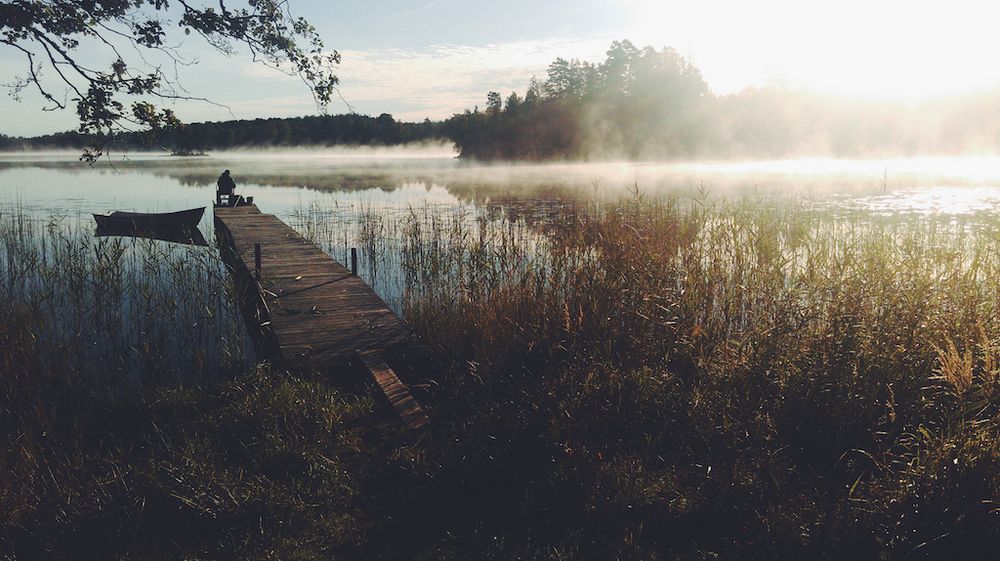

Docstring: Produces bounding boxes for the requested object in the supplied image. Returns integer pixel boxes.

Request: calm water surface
[4,151,1000,376]
[6,152,1000,221]
[6,152,1000,258]
[5,151,1000,306]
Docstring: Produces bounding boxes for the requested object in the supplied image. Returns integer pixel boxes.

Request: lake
[4,150,1000,380]
[5,151,1000,289]
[6,152,1000,222]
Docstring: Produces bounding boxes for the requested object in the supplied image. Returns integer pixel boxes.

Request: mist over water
[3,151,1000,377]
[4,151,1000,217]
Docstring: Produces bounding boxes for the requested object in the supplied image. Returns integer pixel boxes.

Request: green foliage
[443,39,1000,161]
[0,360,418,560]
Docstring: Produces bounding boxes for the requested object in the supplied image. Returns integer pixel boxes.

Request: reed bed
[0,208,253,505]
[295,192,1000,559]
[0,208,251,384]
[0,208,421,561]
[290,198,566,315]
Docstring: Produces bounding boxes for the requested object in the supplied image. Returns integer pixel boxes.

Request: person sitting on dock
[216,169,237,206]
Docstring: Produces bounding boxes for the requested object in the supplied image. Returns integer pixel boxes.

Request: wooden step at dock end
[356,349,430,431]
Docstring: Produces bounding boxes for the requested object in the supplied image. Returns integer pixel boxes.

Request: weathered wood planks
[357,350,430,430]
[215,204,428,429]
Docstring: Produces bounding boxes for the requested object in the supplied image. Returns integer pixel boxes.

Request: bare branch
[0,39,67,110]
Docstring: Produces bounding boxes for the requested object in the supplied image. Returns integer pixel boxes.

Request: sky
[3,0,1000,136]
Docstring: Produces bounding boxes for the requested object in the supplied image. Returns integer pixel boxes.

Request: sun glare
[627,0,1000,99]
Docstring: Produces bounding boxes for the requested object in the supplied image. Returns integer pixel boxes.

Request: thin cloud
[329,37,612,119]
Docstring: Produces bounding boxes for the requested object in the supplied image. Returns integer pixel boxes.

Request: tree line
[0,113,444,153]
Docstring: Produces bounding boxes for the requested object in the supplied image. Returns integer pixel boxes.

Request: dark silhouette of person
[218,169,236,195]
[217,170,236,205]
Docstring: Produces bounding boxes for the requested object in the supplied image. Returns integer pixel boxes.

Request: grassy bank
[4,194,1000,560]
[0,214,424,560]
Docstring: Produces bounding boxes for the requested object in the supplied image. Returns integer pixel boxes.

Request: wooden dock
[214,204,428,430]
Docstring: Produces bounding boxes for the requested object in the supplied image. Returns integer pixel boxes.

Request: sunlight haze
[3,0,1000,135]
[625,0,1000,98]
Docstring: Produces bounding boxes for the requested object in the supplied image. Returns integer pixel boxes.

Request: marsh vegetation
[0,207,423,560]
[388,192,1000,559]
[4,179,1000,558]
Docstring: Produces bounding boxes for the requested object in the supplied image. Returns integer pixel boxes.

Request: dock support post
[254,243,261,280]
[351,247,357,276]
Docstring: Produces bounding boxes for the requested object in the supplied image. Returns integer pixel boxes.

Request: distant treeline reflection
[5,39,999,160]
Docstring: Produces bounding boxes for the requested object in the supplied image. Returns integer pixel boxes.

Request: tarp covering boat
[93,207,207,246]
[93,207,205,230]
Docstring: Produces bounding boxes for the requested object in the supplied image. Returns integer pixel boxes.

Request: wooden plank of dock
[214,204,428,429]
[357,350,430,430]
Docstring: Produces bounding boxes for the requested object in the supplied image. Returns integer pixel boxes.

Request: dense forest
[6,39,1000,160]
[445,40,712,159]
[0,113,444,153]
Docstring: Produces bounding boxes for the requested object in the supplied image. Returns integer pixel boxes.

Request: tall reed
[0,207,252,457]
[0,209,250,384]
[295,191,1000,559]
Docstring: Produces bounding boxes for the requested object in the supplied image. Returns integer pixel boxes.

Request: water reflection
[95,222,209,246]
[4,153,1000,213]
[5,152,1000,261]
[5,152,1000,232]
[843,186,1000,216]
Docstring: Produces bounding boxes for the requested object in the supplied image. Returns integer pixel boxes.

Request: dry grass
[384,192,1000,560]
[5,191,1000,560]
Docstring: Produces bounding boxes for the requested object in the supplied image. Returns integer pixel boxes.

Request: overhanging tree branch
[0,0,340,162]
